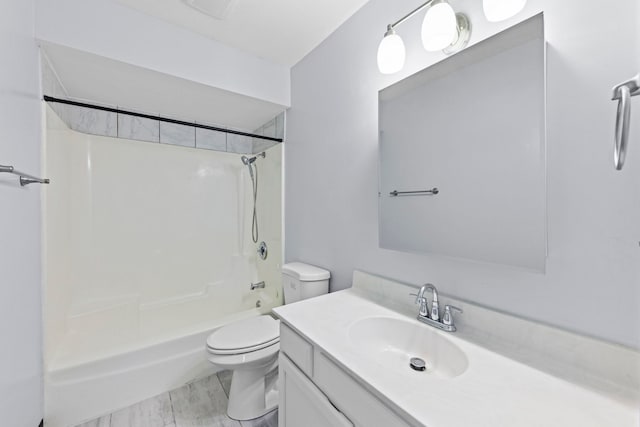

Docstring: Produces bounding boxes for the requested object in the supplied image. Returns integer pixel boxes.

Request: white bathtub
[45,289,279,427]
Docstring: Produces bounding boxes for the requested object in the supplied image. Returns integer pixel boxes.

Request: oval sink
[348,316,468,378]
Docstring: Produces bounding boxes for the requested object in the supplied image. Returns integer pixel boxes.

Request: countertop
[273,289,639,427]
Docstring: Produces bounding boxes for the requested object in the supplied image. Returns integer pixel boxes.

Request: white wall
[35,0,290,108]
[0,0,44,425]
[286,0,640,348]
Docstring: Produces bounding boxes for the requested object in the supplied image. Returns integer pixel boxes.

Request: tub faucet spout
[250,281,265,290]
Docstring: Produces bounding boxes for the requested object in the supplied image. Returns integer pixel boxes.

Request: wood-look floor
[76,371,278,427]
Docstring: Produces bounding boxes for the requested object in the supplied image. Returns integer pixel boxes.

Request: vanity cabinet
[279,324,411,427]
[279,354,353,427]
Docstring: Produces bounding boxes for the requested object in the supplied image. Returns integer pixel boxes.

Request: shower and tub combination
[42,104,283,427]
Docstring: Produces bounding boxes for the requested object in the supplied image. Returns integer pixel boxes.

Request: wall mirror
[378,14,546,271]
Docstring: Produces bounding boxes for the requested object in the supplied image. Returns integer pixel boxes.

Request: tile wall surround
[251,115,284,154]
[352,270,640,404]
[41,51,71,125]
[41,51,284,155]
[69,105,118,138]
[159,122,195,148]
[117,114,160,144]
[195,127,226,151]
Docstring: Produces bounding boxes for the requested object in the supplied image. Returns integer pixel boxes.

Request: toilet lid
[207,315,280,353]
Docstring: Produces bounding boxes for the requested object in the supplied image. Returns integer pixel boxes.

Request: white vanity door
[279,354,353,427]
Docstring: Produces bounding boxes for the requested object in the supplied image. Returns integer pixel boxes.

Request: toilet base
[227,358,279,421]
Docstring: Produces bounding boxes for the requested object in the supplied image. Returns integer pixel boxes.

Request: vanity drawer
[280,323,314,377]
[314,350,411,427]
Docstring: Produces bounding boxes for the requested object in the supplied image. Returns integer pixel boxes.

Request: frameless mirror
[378,14,546,271]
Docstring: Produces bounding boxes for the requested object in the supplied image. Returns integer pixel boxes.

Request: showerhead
[240,155,256,179]
[240,155,254,165]
[240,152,265,166]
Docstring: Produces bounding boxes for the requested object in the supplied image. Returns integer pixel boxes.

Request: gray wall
[285,0,640,349]
[0,0,44,425]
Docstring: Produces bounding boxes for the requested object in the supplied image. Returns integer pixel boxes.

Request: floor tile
[76,415,111,427]
[110,392,175,427]
[216,371,232,398]
[74,373,278,427]
[240,410,278,427]
[170,375,240,427]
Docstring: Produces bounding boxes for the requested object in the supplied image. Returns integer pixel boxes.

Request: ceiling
[113,0,371,66]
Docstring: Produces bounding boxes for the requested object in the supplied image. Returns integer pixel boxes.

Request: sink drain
[409,357,426,372]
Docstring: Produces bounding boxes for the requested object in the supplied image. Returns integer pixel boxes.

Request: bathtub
[45,289,279,427]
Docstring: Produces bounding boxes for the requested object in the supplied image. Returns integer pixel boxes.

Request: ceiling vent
[181,0,237,20]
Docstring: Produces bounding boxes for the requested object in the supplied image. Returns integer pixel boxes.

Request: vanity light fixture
[421,0,458,51]
[377,26,406,74]
[377,0,471,74]
[482,0,527,22]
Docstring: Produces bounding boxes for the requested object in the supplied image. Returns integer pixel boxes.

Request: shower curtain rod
[43,95,284,143]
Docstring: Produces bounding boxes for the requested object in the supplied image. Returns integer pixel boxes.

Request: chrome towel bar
[390,188,439,196]
[611,74,639,170]
[0,164,50,186]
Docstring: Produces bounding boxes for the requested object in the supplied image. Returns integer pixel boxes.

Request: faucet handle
[417,297,429,317]
[409,293,420,303]
[442,305,463,327]
[409,293,429,317]
[409,292,423,305]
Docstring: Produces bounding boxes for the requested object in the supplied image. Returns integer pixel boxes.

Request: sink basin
[348,316,468,378]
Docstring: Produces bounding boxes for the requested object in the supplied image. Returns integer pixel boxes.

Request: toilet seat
[207,341,280,371]
[207,337,279,355]
[207,315,280,355]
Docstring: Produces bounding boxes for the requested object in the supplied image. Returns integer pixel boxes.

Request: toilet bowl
[207,315,280,420]
[206,262,330,420]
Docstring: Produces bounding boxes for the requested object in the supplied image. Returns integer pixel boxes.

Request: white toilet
[206,262,330,420]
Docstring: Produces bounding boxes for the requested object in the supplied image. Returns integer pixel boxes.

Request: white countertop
[273,289,639,427]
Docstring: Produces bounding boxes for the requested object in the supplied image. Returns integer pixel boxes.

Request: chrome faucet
[411,283,462,332]
[250,281,265,290]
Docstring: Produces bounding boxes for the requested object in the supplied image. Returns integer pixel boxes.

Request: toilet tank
[282,262,330,304]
